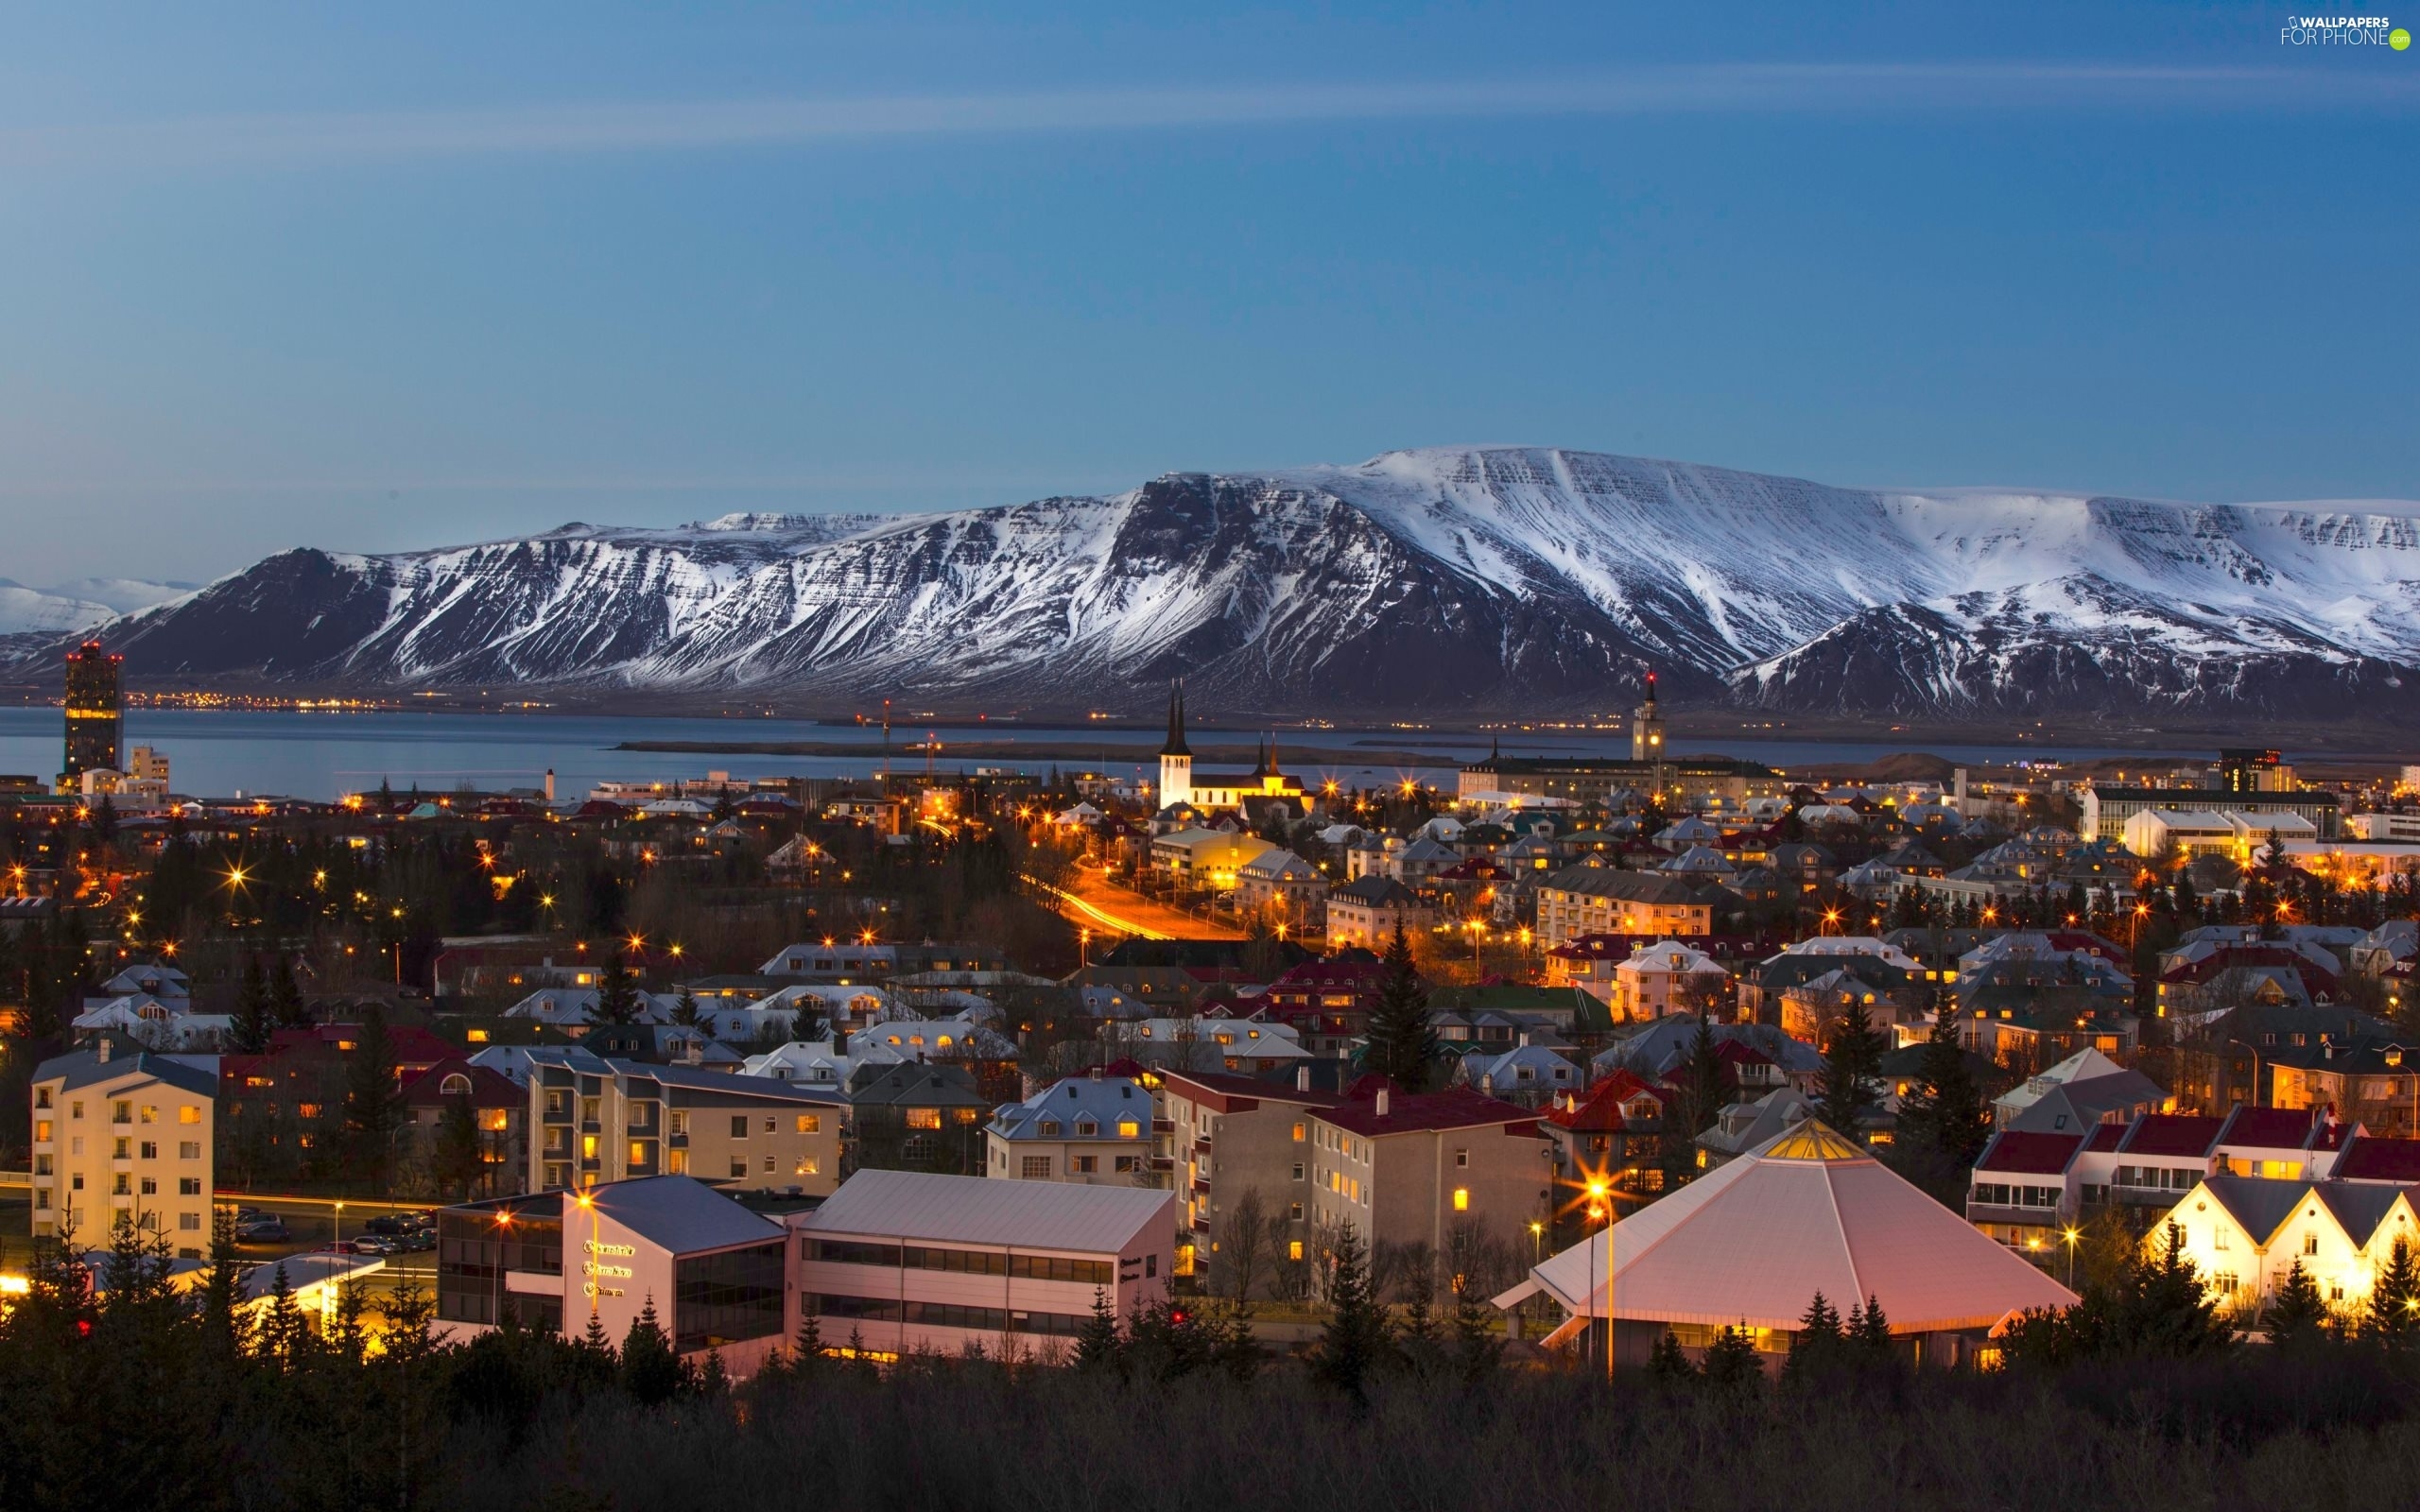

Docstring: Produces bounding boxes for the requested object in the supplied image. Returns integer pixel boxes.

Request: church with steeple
[1156,681,1310,819]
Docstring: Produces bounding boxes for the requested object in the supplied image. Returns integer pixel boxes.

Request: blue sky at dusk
[0,2,2412,584]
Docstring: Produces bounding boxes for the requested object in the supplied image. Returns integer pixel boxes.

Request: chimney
[1297,1064,1312,1092]
[1518,1030,1530,1048]
[1090,1063,1104,1081]
[1375,1087,1392,1118]
[95,1035,112,1064]
[833,1028,848,1057]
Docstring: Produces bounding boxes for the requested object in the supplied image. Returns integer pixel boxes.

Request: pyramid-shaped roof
[1499,1120,2076,1333]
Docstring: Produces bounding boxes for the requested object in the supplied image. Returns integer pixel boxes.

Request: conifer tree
[1448,1274,1502,1386]
[1364,925,1437,1090]
[1701,1323,1762,1387]
[270,954,309,1029]
[1891,993,1991,1201]
[1072,1288,1125,1373]
[1815,997,1886,1141]
[1785,1291,1842,1383]
[792,1310,828,1374]
[695,1348,730,1398]
[2266,1258,2329,1346]
[1395,1256,1443,1376]
[620,1296,684,1405]
[1647,1327,1696,1381]
[1312,1223,1392,1403]
[594,952,643,1026]
[433,1089,486,1199]
[2369,1237,2420,1343]
[671,984,702,1027]
[233,956,273,1054]
[342,1004,406,1190]
[1847,1295,1894,1365]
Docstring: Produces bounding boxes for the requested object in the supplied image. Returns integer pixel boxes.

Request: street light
[2062,1227,2080,1291]
[1587,1178,1615,1380]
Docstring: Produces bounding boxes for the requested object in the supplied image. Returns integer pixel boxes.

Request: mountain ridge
[18,446,2420,721]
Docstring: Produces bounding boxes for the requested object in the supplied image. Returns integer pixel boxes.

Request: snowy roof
[796,1168,1173,1256]
[989,1076,1155,1139]
[1500,1121,2078,1332]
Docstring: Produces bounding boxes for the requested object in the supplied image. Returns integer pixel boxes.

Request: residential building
[1099,1017,1310,1075]
[1233,848,1327,925]
[1539,1072,1670,1208]
[400,1058,526,1200]
[2266,1038,2420,1139]
[1305,1085,1551,1258]
[31,1042,215,1255]
[1324,875,1435,948]
[986,1074,1158,1185]
[2156,1175,2420,1321]
[846,1062,992,1176]
[525,1054,847,1195]
[1158,1068,1347,1280]
[1605,940,1731,1022]
[1533,866,1715,951]
[792,1169,1175,1362]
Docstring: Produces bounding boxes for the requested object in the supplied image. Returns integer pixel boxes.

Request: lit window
[1453,1188,1470,1211]
[796,1113,821,1134]
[178,1107,200,1125]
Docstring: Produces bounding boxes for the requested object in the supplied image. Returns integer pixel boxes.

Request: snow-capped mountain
[0,576,196,634]
[29,450,2420,720]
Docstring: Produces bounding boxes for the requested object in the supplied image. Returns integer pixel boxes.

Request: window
[1073,1155,1098,1174]
[112,1101,132,1124]
[1076,1118,1098,1137]
[794,1157,820,1177]
[1455,1149,1470,1168]
[1039,1120,1061,1138]
[2214,1227,2230,1250]
[906,1108,942,1131]
[140,1105,158,1125]
[1288,1240,1305,1261]
[2305,1232,2320,1256]
[730,1158,750,1178]
[112,1138,130,1159]
[139,1177,158,1195]
[629,1141,649,1165]
[113,1174,131,1195]
[796,1113,821,1134]
[1021,1156,1052,1179]
[668,1150,689,1174]
[581,1134,599,1160]
[139,1142,157,1160]
[1291,1162,1305,1181]
[180,1212,201,1231]
[1453,1188,1470,1211]
[732,1115,750,1138]
[1117,1119,1140,1138]
[764,1117,778,1134]
[545,1090,569,1116]
[71,1101,83,1120]
[1115,1156,1140,1173]
[179,1142,200,1160]
[1292,1122,1306,1143]
[35,1088,50,1109]
[670,1109,688,1136]
[34,1121,50,1143]
[178,1177,201,1195]
[764,1154,777,1173]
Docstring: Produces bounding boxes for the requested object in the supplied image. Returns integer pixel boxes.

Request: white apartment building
[31,1042,216,1257]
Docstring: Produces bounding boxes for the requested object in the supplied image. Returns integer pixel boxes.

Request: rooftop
[796,1168,1172,1254]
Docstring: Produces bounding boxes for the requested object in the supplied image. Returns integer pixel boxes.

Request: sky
[0,1,2413,586]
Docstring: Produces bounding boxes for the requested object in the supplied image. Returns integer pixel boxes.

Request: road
[1028,868,1245,942]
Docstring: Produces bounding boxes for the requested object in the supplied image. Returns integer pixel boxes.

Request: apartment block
[31,1041,216,1256]
[525,1049,847,1196]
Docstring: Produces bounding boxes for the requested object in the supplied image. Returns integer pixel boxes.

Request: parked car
[340,1236,395,1257]
[234,1218,289,1244]
[365,1215,412,1237]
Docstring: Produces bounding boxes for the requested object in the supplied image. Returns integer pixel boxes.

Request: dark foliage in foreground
[15,1221,2420,1512]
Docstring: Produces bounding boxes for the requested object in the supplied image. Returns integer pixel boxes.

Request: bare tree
[1215,1188,1271,1301]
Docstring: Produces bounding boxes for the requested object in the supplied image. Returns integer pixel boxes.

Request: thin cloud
[1,62,2410,169]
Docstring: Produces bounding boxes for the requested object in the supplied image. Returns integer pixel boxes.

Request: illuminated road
[1025,870,1245,942]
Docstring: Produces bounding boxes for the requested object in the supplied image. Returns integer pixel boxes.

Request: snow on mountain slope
[0,581,116,634]
[34,449,2420,720]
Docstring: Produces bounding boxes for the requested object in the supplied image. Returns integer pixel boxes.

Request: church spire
[1161,679,1192,758]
